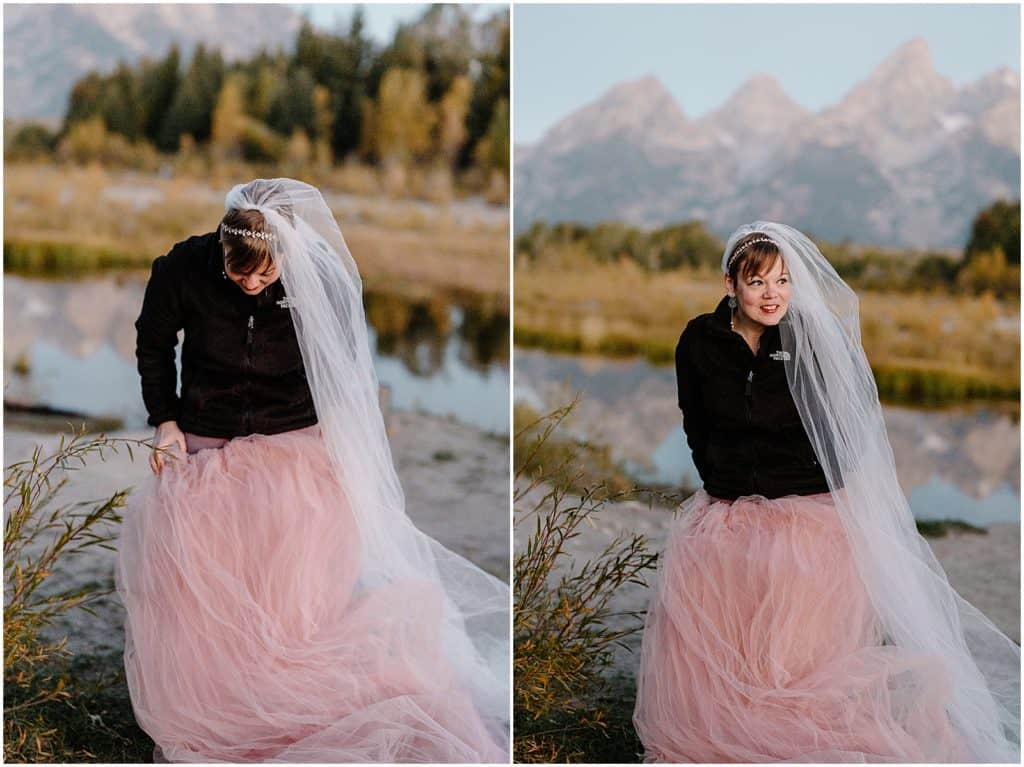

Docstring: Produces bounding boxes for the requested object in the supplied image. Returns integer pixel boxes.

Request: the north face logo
[276,297,296,309]
[770,350,791,361]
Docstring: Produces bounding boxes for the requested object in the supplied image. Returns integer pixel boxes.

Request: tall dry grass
[514,401,661,762]
[4,162,508,299]
[4,428,153,762]
[515,261,1019,402]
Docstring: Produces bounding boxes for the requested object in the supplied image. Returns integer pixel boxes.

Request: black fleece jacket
[675,295,831,500]
[135,225,318,438]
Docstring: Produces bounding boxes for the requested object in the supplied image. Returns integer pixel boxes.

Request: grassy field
[515,261,1020,403]
[4,163,508,301]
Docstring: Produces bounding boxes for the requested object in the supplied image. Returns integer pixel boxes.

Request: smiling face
[726,254,791,328]
[221,240,280,295]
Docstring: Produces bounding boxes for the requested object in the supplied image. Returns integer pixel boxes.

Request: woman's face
[726,255,791,327]
[221,241,280,295]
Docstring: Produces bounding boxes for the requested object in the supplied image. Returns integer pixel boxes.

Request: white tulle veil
[722,221,1019,762]
[223,178,509,755]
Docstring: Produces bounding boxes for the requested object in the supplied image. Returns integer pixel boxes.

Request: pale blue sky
[292,3,503,41]
[514,4,1021,144]
[292,3,424,39]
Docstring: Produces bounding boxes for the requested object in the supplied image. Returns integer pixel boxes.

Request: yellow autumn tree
[475,96,509,176]
[311,83,334,168]
[437,74,472,166]
[286,128,312,169]
[373,67,434,165]
[250,65,278,122]
[211,72,248,161]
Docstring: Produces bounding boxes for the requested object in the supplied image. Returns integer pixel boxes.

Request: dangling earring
[728,295,737,330]
[220,240,230,279]
[728,295,737,309]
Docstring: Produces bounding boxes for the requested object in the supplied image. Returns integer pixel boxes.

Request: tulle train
[115,426,505,763]
[633,490,969,763]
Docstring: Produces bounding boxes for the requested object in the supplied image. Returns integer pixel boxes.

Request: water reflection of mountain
[515,348,1020,511]
[5,275,508,371]
[364,292,509,376]
[4,274,509,432]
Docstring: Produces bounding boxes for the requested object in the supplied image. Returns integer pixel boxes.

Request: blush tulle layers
[115,426,505,763]
[633,490,969,763]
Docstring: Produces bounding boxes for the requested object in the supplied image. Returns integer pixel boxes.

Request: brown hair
[219,209,274,275]
[219,180,296,275]
[727,233,782,283]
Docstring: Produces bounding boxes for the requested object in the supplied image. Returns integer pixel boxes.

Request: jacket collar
[709,294,782,358]
[710,294,733,333]
[206,225,224,275]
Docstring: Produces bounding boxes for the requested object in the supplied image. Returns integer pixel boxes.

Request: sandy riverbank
[5,409,509,660]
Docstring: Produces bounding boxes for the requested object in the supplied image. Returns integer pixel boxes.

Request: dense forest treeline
[4,5,509,191]
[516,200,1020,298]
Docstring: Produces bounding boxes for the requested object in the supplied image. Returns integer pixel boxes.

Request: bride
[116,178,509,763]
[632,221,1019,763]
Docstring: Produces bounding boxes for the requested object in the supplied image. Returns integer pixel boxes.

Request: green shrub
[239,119,287,163]
[5,123,58,161]
[4,240,140,276]
[514,401,659,762]
[4,428,150,761]
[916,518,986,538]
[55,117,158,169]
[956,246,1020,300]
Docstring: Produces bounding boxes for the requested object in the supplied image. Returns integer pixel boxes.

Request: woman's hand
[151,420,187,475]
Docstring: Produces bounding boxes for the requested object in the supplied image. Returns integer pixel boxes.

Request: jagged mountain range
[515,38,1020,250]
[4,4,303,123]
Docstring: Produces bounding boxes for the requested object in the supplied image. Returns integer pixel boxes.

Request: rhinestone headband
[221,224,276,241]
[726,236,775,271]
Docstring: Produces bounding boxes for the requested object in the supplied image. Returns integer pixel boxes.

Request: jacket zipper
[244,315,254,433]
[745,369,759,493]
[744,370,754,422]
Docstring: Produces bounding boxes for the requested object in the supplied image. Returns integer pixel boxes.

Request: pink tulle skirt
[633,490,968,763]
[115,425,505,763]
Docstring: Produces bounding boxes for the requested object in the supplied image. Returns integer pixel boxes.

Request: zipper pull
[247,315,254,345]
[745,370,754,396]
